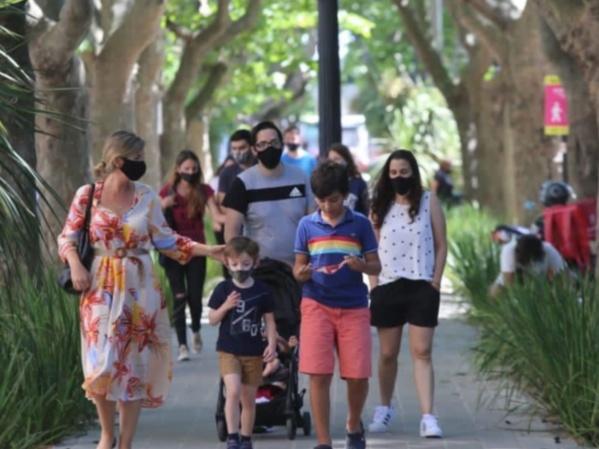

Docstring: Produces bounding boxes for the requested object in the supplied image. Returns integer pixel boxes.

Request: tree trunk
[0,1,40,274]
[135,37,164,189]
[27,0,93,261]
[89,0,164,163]
[185,114,213,180]
[454,2,559,224]
[160,96,187,177]
[500,3,559,225]
[538,17,598,199]
[470,76,506,218]
[531,0,599,278]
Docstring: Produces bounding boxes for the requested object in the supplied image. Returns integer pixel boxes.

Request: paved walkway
[54,295,578,449]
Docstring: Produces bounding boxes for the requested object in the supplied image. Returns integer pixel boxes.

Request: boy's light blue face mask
[228,268,254,283]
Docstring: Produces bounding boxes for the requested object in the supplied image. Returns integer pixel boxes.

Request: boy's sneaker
[345,429,366,449]
[368,405,396,432]
[420,414,443,438]
[239,440,253,449]
[191,331,202,353]
[177,345,190,362]
[226,438,240,449]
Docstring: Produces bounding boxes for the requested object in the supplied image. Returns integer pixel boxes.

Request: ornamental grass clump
[445,204,500,320]
[0,270,94,449]
[473,274,599,446]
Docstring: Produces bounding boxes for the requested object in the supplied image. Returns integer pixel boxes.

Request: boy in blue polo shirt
[293,161,381,449]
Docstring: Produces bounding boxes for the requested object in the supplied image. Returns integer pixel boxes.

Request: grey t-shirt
[223,164,315,265]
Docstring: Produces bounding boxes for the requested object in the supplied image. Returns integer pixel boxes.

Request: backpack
[542,198,596,272]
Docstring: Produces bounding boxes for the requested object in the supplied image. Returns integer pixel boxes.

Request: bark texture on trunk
[532,0,599,278]
[26,0,93,260]
[538,15,598,199]
[89,0,165,162]
[454,2,559,224]
[135,37,164,189]
[161,0,261,175]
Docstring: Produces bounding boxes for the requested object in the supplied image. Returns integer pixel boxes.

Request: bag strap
[83,183,95,231]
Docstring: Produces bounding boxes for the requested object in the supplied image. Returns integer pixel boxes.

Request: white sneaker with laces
[420,414,442,438]
[192,331,202,353]
[177,344,190,362]
[368,405,396,433]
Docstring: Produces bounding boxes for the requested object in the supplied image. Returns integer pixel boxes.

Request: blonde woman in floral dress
[57,131,224,449]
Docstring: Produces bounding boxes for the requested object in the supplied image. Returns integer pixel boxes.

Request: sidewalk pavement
[54,295,577,449]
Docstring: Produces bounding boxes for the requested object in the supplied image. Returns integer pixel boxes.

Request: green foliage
[0,271,94,449]
[474,275,599,446]
[164,0,318,130]
[448,204,599,446]
[445,203,500,319]
[0,8,63,281]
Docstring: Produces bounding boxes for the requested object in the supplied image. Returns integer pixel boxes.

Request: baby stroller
[215,258,311,440]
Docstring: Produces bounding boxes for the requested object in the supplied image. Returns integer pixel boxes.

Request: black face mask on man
[256,146,283,169]
[179,172,200,184]
[391,176,415,196]
[286,143,300,152]
[120,158,146,181]
[237,150,255,166]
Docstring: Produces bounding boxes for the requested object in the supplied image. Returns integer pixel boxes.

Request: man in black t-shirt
[217,129,255,210]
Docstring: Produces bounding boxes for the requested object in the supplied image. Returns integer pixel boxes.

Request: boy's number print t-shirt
[208,279,275,356]
[294,208,378,309]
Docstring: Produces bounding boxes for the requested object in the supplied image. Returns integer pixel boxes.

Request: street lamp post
[318,0,341,158]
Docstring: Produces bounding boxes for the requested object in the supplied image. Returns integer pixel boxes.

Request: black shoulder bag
[57,183,95,295]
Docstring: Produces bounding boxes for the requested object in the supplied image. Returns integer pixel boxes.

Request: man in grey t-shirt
[223,121,315,266]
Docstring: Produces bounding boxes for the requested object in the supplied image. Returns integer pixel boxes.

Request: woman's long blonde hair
[93,130,145,178]
[168,149,206,219]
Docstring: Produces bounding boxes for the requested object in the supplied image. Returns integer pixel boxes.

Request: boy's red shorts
[299,298,372,379]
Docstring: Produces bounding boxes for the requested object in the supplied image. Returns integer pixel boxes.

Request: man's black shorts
[370,278,440,328]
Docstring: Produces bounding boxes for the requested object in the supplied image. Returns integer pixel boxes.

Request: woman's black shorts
[370,278,440,328]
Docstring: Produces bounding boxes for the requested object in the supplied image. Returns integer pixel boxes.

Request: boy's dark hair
[250,121,283,146]
[225,236,260,261]
[515,235,545,267]
[311,160,350,199]
[229,129,251,146]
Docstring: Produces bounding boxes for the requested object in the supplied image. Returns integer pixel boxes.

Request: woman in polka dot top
[367,149,448,438]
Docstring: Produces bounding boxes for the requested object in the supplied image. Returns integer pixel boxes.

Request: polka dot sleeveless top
[378,192,435,285]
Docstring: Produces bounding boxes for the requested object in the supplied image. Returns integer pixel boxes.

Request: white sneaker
[368,405,396,433]
[177,345,190,362]
[420,414,442,438]
[191,331,202,353]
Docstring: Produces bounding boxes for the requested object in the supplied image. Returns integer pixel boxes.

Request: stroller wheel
[286,416,297,440]
[216,418,227,442]
[302,411,311,436]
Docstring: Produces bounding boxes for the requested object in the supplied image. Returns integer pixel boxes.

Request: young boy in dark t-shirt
[208,237,277,449]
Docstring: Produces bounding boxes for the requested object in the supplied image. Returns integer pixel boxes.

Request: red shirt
[159,183,214,243]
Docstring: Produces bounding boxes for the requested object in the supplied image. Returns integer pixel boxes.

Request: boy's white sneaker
[420,414,442,438]
[368,405,396,433]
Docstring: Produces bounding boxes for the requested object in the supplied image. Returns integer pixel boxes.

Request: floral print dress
[58,180,196,408]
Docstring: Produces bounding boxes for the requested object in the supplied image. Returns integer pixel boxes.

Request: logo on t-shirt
[229,294,262,337]
[289,187,303,198]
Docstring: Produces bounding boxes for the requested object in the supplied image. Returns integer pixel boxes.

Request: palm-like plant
[0,4,62,285]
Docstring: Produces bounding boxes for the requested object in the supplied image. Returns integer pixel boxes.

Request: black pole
[318,0,341,159]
